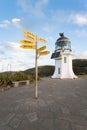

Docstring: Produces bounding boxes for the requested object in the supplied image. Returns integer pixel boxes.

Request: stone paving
[0,77,87,130]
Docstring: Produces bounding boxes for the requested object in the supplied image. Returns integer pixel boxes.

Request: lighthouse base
[51,77,78,80]
[51,73,78,79]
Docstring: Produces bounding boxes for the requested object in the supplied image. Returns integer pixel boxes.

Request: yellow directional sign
[38,51,50,56]
[38,46,46,52]
[24,30,36,41]
[20,40,36,45]
[20,45,35,49]
[24,30,35,36]
[24,30,29,34]
[38,37,48,43]
[24,33,36,41]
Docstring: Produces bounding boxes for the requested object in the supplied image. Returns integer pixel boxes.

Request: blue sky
[0,0,87,72]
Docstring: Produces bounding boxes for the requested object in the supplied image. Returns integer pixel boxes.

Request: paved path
[0,77,87,130]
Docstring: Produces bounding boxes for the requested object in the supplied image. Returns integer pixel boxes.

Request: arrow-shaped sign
[24,30,35,36]
[38,51,50,56]
[20,40,36,45]
[38,46,46,52]
[38,37,48,43]
[24,30,36,41]
[24,33,36,41]
[20,45,35,49]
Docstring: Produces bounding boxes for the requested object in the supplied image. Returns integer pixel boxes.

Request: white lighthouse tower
[51,33,77,79]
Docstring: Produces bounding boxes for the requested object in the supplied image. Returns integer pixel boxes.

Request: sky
[0,0,87,72]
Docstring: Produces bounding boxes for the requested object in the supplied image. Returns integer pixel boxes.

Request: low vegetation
[0,72,35,91]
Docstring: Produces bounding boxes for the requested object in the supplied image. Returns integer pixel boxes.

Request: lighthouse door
[58,68,61,74]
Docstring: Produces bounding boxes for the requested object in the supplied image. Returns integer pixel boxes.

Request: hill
[24,65,54,77]
[24,59,87,77]
[73,59,87,75]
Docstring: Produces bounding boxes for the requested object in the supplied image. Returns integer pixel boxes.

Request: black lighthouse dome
[55,33,71,52]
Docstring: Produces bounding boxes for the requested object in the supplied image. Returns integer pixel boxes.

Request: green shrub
[0,74,13,88]
[10,72,28,81]
[0,72,29,88]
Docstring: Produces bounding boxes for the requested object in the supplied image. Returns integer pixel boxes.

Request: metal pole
[35,36,38,99]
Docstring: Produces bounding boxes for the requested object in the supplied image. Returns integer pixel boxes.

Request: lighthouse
[51,33,77,79]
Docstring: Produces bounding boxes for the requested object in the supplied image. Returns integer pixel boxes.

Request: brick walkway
[0,77,87,130]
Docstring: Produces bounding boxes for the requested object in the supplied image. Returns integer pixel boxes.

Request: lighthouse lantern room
[51,33,77,79]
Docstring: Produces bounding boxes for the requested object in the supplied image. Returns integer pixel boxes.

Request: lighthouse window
[58,68,61,74]
[64,57,67,63]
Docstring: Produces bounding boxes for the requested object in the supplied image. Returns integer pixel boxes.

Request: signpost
[20,30,50,99]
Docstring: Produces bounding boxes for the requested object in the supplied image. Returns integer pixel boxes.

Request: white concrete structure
[51,33,77,79]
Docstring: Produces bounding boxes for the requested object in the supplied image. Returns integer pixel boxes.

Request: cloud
[0,41,36,71]
[0,18,23,29]
[12,18,21,23]
[0,44,4,49]
[69,13,87,26]
[12,18,23,29]
[0,41,21,53]
[0,20,10,28]
[76,50,87,59]
[7,41,21,51]
[49,10,87,27]
[0,40,52,72]
[18,0,49,18]
[0,41,26,59]
[0,50,4,55]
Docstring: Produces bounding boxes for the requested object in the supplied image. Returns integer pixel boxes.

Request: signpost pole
[35,36,38,99]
